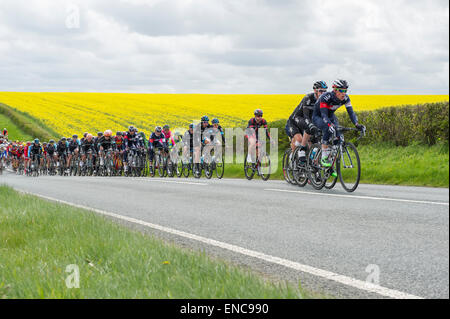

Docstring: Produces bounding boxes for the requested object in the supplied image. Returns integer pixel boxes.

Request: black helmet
[97,132,103,136]
[313,81,328,90]
[201,115,209,122]
[83,132,88,138]
[72,134,78,139]
[332,79,349,89]
[212,118,219,124]
[49,140,55,143]
[128,125,135,131]
[163,124,170,130]
[61,137,67,141]
[155,126,162,132]
[254,109,263,117]
[116,131,123,136]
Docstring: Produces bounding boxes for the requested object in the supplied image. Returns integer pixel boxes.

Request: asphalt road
[1,171,448,299]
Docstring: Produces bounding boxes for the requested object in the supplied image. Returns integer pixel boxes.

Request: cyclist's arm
[344,99,358,125]
[319,102,333,125]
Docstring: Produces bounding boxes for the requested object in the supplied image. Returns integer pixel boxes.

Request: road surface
[1,171,448,299]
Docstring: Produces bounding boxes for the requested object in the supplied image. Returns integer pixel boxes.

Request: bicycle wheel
[337,142,361,192]
[306,144,326,190]
[324,173,338,189]
[282,149,292,184]
[183,162,190,178]
[204,163,213,179]
[157,154,165,177]
[244,153,255,180]
[176,157,183,177]
[258,153,271,181]
[285,149,298,185]
[292,148,308,187]
[215,155,224,179]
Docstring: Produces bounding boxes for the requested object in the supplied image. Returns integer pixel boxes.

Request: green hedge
[269,102,449,148]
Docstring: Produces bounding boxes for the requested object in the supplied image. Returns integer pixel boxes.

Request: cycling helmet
[83,132,88,138]
[155,126,162,132]
[163,124,170,130]
[212,118,219,124]
[201,115,209,122]
[104,130,112,137]
[43,142,47,146]
[189,123,194,129]
[34,138,40,144]
[49,140,55,144]
[72,134,78,139]
[116,131,123,136]
[97,132,103,136]
[332,79,349,89]
[128,125,135,131]
[61,137,66,141]
[313,81,328,90]
[254,109,263,117]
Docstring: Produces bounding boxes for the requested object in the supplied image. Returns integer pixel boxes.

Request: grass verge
[0,186,310,299]
[0,103,57,141]
[0,113,33,142]
[222,143,449,187]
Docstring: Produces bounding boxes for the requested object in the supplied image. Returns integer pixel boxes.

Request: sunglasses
[318,89,327,93]
[335,89,347,93]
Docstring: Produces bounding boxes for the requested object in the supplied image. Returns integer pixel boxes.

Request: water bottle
[310,147,317,160]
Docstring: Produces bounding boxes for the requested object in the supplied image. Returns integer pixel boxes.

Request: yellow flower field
[0,92,447,136]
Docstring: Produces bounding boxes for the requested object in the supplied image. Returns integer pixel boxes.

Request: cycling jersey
[124,132,142,149]
[246,117,270,140]
[114,136,125,151]
[68,139,81,152]
[81,139,96,154]
[148,132,166,150]
[97,136,115,151]
[57,140,69,154]
[28,143,42,159]
[286,92,318,137]
[313,91,357,125]
[203,125,225,144]
[47,144,56,155]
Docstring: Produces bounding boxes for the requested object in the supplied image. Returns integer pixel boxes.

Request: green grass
[0,103,57,142]
[0,112,33,142]
[0,186,312,299]
[222,143,449,187]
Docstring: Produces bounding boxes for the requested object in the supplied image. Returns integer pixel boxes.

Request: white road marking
[265,188,449,206]
[15,188,424,299]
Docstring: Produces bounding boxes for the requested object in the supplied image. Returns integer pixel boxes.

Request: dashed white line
[265,188,449,206]
[15,188,424,299]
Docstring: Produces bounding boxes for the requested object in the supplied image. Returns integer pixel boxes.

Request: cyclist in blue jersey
[313,79,365,168]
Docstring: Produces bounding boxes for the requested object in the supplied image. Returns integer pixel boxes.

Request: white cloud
[0,0,448,93]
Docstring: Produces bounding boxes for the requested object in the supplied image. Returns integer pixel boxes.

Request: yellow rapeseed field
[0,92,447,136]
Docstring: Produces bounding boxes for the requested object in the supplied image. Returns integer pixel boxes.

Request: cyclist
[113,131,126,170]
[28,138,43,172]
[192,115,211,170]
[182,123,194,163]
[2,128,7,139]
[203,118,225,163]
[67,134,81,173]
[148,126,167,166]
[286,81,327,163]
[124,126,142,173]
[80,134,96,170]
[246,109,271,166]
[313,79,365,168]
[56,137,69,171]
[46,140,57,170]
[24,141,32,173]
[97,130,116,167]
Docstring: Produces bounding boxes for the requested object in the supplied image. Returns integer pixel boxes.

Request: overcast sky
[0,0,448,94]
